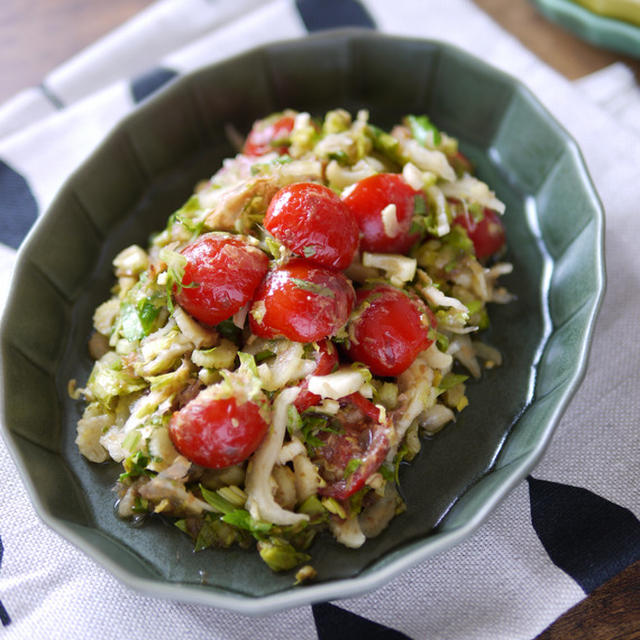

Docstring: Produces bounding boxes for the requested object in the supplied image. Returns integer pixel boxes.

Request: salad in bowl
[72,108,512,580]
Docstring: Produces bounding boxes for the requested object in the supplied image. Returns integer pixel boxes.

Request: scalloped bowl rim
[0,30,605,614]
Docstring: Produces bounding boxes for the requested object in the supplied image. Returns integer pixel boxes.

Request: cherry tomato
[249,259,355,343]
[169,392,269,469]
[313,393,391,500]
[174,233,269,326]
[243,115,295,156]
[342,173,423,254]
[294,339,339,413]
[264,183,359,270]
[347,284,434,376]
[452,207,506,260]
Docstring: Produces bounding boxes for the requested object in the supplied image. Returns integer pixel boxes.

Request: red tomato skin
[249,259,356,343]
[342,173,422,254]
[174,233,269,326]
[294,340,339,412]
[264,183,359,270]
[453,207,506,260]
[347,284,434,377]
[243,115,295,156]
[315,393,391,500]
[169,395,268,469]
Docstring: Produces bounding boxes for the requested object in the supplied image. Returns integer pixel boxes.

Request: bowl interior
[0,31,603,612]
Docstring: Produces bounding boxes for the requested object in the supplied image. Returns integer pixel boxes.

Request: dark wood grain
[1,0,639,638]
[474,0,640,80]
[535,559,640,639]
[0,0,153,103]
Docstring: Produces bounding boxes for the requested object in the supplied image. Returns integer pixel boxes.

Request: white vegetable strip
[329,514,366,548]
[277,437,306,465]
[422,283,469,313]
[402,162,424,190]
[416,269,468,313]
[307,369,367,400]
[326,159,376,190]
[173,307,217,348]
[245,387,309,526]
[426,184,450,237]
[381,203,399,237]
[422,342,453,370]
[362,252,417,286]
[420,404,456,434]
[404,140,456,181]
[440,174,506,213]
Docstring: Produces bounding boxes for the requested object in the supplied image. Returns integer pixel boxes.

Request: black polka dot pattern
[130,67,179,103]
[0,536,10,626]
[295,0,375,31]
[313,602,410,639]
[528,476,640,593]
[0,160,39,249]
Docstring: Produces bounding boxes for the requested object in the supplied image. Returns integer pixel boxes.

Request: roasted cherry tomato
[313,393,391,500]
[264,183,359,270]
[169,392,269,469]
[347,284,434,376]
[452,207,506,260]
[249,259,355,343]
[243,115,295,156]
[174,233,269,326]
[294,339,339,413]
[342,173,423,254]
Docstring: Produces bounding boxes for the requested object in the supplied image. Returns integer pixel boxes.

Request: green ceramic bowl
[530,0,640,57]
[0,30,604,614]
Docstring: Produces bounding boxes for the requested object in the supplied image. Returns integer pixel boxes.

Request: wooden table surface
[1,0,639,637]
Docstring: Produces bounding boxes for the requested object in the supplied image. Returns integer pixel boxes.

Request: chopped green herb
[290,278,335,298]
[270,137,291,147]
[393,443,410,485]
[251,154,293,175]
[343,458,362,479]
[257,537,311,572]
[287,404,303,434]
[439,373,469,391]
[298,495,327,519]
[368,124,402,164]
[199,484,237,513]
[167,195,201,232]
[413,194,427,216]
[120,299,161,341]
[469,202,484,223]
[122,429,141,453]
[379,463,395,483]
[299,412,340,453]
[119,451,153,483]
[131,496,149,514]
[254,349,276,364]
[349,486,369,515]
[199,484,272,538]
[406,114,441,147]
[327,150,349,164]
[216,318,242,343]
[119,303,145,342]
[195,516,238,550]
[265,236,285,260]
[435,331,450,353]
[222,510,272,536]
[159,247,198,312]
[174,519,189,534]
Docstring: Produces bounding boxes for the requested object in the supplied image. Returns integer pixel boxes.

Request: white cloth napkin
[1,1,639,639]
